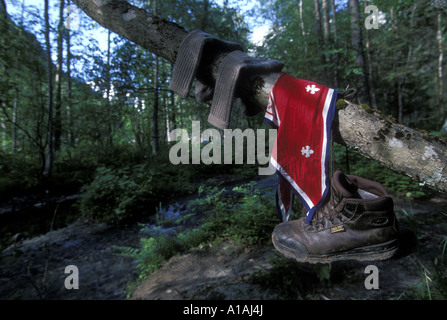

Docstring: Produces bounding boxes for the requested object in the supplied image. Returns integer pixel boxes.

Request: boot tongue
[333,171,360,198]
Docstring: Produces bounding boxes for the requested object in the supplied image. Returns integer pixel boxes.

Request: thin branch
[0,99,43,148]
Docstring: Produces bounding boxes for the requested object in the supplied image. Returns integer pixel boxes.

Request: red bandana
[265,73,338,224]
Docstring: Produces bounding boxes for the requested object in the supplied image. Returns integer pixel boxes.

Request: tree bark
[349,0,371,106]
[12,91,18,153]
[66,0,74,147]
[436,10,444,116]
[0,0,6,19]
[72,0,187,62]
[152,53,160,154]
[322,0,330,43]
[322,0,331,86]
[152,0,159,154]
[313,0,327,82]
[0,114,5,151]
[362,0,377,110]
[43,0,54,178]
[71,0,447,194]
[330,0,339,88]
[105,29,113,148]
[298,0,307,54]
[54,0,65,152]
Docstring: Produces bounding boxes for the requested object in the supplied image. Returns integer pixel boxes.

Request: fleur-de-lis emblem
[305,84,320,94]
[301,145,314,158]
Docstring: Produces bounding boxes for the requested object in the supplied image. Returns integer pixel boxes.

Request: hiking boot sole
[272,232,400,264]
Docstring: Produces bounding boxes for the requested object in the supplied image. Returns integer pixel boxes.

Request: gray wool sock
[208,51,284,130]
[169,30,243,98]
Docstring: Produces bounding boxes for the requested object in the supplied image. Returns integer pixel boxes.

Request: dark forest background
[0,0,446,224]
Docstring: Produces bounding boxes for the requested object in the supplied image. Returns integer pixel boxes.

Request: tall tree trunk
[298,0,307,54]
[397,80,404,122]
[322,0,331,86]
[436,10,444,119]
[313,0,327,82]
[349,0,370,105]
[0,115,5,151]
[0,0,7,151]
[164,88,170,142]
[12,90,18,153]
[322,0,330,43]
[330,0,339,88]
[170,63,177,132]
[54,0,65,152]
[43,0,54,178]
[152,0,159,154]
[106,29,113,148]
[152,57,160,154]
[71,0,447,194]
[201,0,209,31]
[164,61,173,142]
[363,0,377,109]
[392,2,416,123]
[131,98,143,151]
[0,0,6,19]
[66,0,74,147]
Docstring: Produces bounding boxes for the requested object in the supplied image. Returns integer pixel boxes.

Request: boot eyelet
[371,217,389,226]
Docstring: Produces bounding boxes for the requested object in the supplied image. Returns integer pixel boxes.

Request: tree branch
[72,0,447,194]
[72,0,187,62]
[0,99,43,148]
[334,101,447,194]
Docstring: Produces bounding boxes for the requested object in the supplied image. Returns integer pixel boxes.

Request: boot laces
[309,186,343,230]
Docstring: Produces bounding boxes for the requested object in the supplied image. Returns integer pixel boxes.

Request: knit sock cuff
[170,30,243,98]
[208,50,246,129]
[208,51,284,129]
[169,30,209,97]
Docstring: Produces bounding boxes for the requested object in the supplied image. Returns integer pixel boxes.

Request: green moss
[336,99,348,110]
[360,104,373,113]
[417,128,447,145]
[386,115,398,124]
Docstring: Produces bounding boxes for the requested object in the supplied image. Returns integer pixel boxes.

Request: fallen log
[72,0,447,194]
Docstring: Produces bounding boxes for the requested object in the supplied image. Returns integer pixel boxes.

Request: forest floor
[130,194,447,300]
[1,175,447,300]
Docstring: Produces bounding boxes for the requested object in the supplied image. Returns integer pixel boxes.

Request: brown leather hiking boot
[272,171,400,263]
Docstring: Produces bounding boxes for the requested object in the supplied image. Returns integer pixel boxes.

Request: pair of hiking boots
[272,171,413,263]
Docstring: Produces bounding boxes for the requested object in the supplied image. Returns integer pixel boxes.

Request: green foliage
[79,155,193,224]
[0,151,40,200]
[51,156,97,189]
[77,131,265,225]
[116,182,278,285]
[188,182,278,246]
[395,210,447,300]
[433,234,447,298]
[114,229,210,283]
[399,255,447,300]
[332,143,430,199]
[256,0,447,130]
[148,0,250,46]
[80,166,143,224]
[2,0,444,205]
